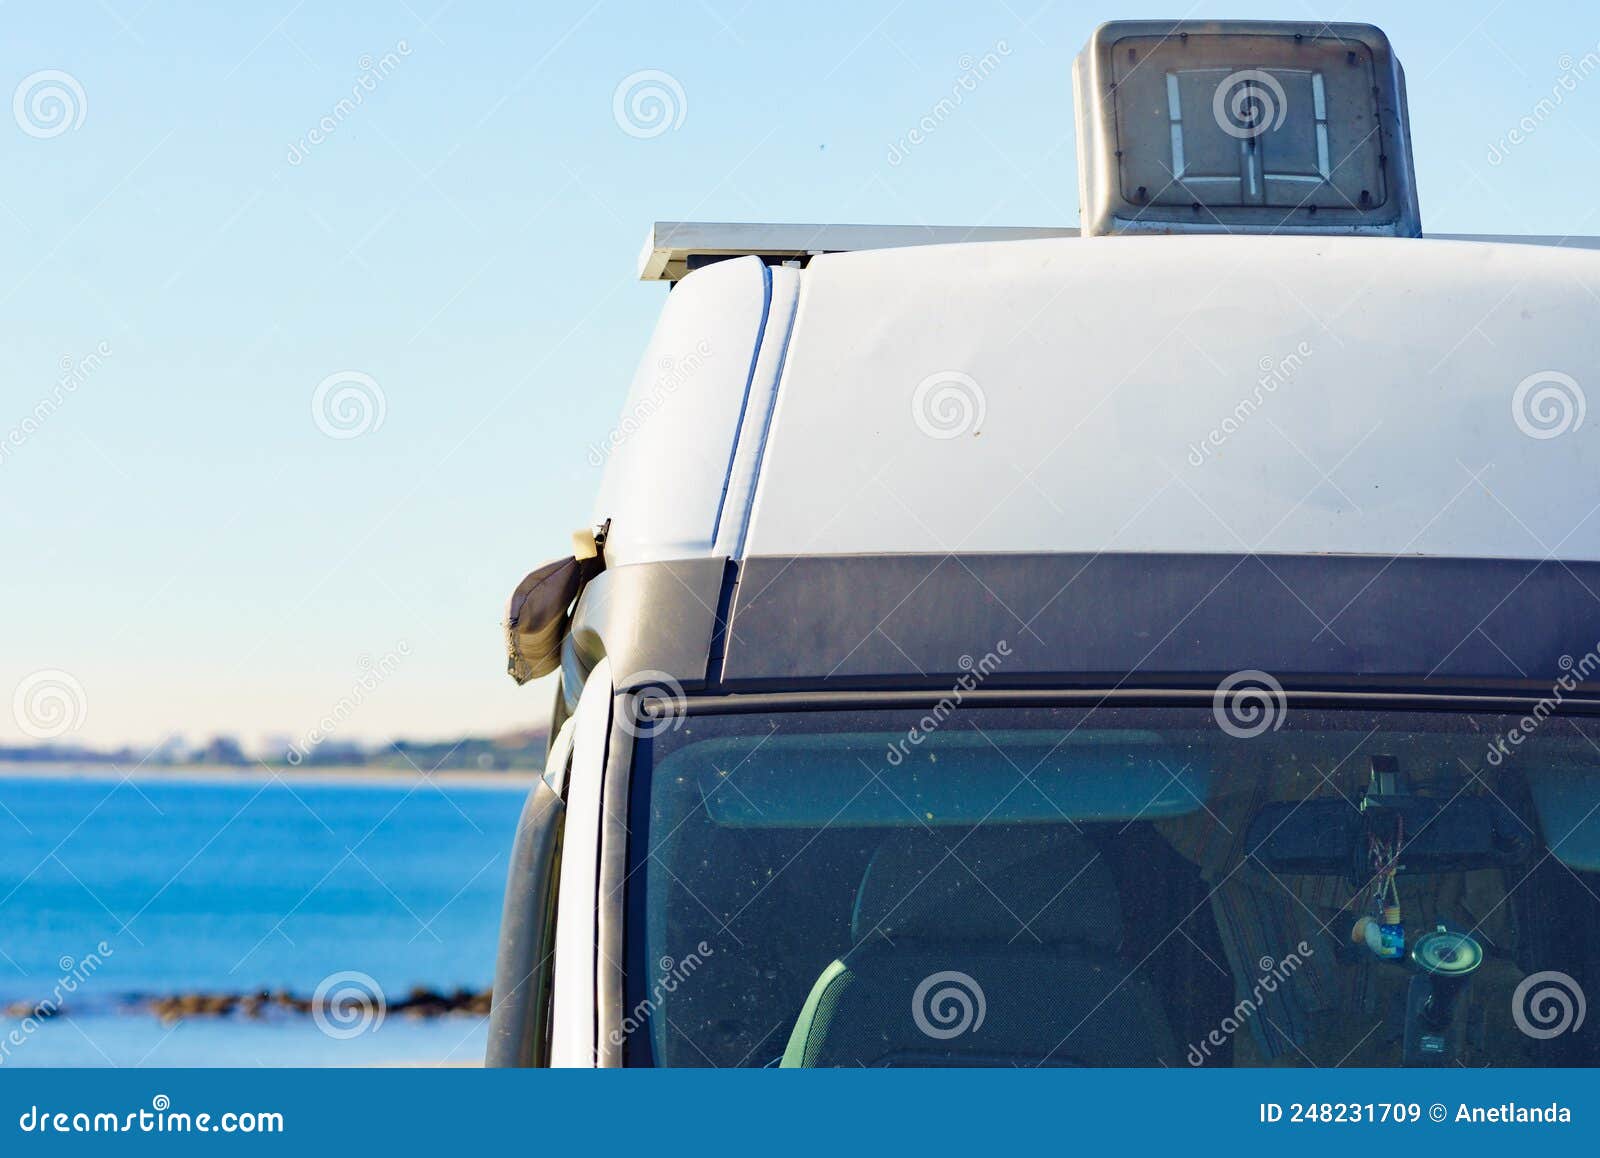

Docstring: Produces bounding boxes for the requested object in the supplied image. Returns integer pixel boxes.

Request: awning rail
[638,220,1600,282]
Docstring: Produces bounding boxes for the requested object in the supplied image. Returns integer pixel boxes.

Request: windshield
[623,703,1600,1067]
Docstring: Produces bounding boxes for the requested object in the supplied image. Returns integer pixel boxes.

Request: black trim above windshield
[720,553,1600,696]
[576,552,1600,700]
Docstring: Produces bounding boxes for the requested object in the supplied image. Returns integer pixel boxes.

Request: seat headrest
[850,825,1122,949]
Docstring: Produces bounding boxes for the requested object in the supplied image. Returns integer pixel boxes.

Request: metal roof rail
[638,221,1600,283]
[638,221,1078,281]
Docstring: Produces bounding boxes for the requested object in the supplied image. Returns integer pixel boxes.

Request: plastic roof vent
[1073,20,1421,237]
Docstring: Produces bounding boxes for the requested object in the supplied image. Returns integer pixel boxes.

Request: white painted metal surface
[741,234,1600,561]
[549,658,611,1067]
[596,232,1600,566]
[591,256,769,566]
[714,266,800,558]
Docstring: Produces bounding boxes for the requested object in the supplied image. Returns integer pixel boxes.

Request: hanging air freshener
[1352,904,1405,960]
[1353,810,1405,960]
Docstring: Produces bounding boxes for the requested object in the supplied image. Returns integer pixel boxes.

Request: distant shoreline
[0,761,538,790]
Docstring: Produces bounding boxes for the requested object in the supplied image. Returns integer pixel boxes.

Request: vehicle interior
[625,705,1600,1067]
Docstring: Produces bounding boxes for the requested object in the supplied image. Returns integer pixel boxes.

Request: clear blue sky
[4,0,1598,750]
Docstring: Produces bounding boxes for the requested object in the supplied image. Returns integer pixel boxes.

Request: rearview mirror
[1245,793,1531,881]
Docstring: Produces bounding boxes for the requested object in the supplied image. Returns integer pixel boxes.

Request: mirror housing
[503,524,608,685]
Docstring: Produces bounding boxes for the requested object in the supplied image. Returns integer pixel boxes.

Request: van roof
[595,232,1600,569]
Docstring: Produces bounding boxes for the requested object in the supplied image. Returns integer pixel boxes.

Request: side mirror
[503,525,607,685]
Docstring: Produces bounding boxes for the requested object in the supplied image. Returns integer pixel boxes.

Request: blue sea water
[0,771,530,1066]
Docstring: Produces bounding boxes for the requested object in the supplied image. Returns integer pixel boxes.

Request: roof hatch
[1073,20,1421,237]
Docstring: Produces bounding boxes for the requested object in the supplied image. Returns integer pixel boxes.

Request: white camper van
[488,20,1600,1068]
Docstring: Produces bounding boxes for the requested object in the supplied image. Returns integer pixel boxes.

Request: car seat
[780,824,1179,1066]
